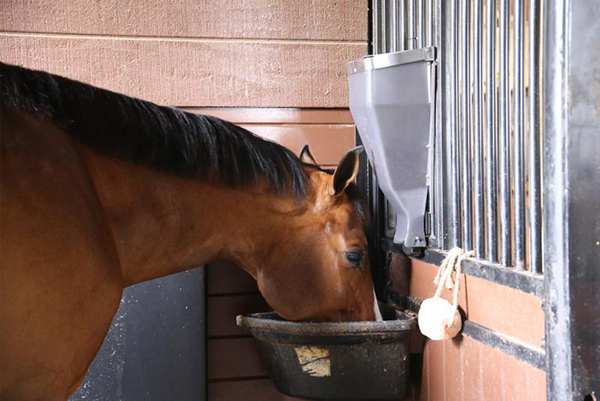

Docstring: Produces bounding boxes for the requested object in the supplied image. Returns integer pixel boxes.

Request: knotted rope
[433,247,474,320]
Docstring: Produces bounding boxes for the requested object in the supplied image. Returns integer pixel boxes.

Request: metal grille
[373,0,544,273]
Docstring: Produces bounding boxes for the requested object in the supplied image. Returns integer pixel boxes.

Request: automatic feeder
[347,47,436,249]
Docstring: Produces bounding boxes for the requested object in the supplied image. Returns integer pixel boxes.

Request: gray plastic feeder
[348,47,435,248]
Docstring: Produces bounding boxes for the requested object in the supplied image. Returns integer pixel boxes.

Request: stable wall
[389,254,547,401]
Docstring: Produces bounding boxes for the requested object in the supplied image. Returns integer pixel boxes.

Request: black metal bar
[544,1,600,399]
[381,240,544,296]
[385,291,546,370]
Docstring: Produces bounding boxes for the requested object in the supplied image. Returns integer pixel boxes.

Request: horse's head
[255,146,382,323]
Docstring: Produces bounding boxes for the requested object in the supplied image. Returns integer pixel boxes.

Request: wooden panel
[207,338,268,380]
[0,35,366,108]
[460,337,484,401]
[186,108,354,125]
[425,340,446,401]
[421,336,546,401]
[209,379,305,401]
[408,259,545,348]
[241,125,355,166]
[464,274,544,349]
[207,261,258,295]
[208,294,271,338]
[443,340,463,401]
[0,0,367,41]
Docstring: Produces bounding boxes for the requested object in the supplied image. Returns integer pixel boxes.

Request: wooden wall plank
[208,379,305,401]
[421,336,546,401]
[0,0,367,41]
[207,294,271,338]
[207,338,268,380]
[241,125,355,165]
[460,337,484,401]
[186,108,354,125]
[408,259,545,348]
[0,35,366,107]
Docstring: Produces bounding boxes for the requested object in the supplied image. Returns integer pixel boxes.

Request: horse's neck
[81,147,299,286]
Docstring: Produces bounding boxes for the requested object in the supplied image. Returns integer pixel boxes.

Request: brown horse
[0,63,381,400]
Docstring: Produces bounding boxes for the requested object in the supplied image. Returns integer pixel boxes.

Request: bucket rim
[236,306,416,336]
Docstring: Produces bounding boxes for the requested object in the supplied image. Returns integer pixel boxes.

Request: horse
[0,62,382,400]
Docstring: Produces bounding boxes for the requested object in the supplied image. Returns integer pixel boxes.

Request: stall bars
[373,0,544,273]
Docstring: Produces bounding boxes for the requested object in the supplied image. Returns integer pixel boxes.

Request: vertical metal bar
[433,0,445,248]
[426,0,434,47]
[473,0,485,258]
[390,0,400,52]
[440,0,452,249]
[445,0,460,248]
[545,2,600,398]
[368,0,389,296]
[528,0,542,274]
[381,0,388,52]
[498,0,512,266]
[485,0,498,262]
[460,0,472,250]
[513,0,526,269]
[417,0,425,48]
[399,0,406,50]
[542,0,571,397]
[373,0,382,54]
[407,0,416,49]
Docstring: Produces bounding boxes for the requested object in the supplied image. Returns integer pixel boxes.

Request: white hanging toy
[417,248,474,340]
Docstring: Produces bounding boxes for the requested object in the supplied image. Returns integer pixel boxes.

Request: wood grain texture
[185,108,354,125]
[208,379,305,401]
[421,336,547,401]
[0,34,366,107]
[0,0,367,41]
[408,259,545,348]
[241,124,355,165]
[207,294,271,338]
[207,338,268,380]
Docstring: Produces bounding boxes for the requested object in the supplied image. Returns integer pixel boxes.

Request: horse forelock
[0,62,308,200]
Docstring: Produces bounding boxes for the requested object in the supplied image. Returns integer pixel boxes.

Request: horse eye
[345,251,365,267]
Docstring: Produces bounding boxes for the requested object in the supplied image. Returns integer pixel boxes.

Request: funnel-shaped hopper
[348,48,435,248]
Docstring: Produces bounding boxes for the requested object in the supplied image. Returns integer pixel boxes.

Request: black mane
[0,62,307,199]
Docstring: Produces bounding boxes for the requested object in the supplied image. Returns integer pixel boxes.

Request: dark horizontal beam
[385,290,546,371]
[381,239,544,296]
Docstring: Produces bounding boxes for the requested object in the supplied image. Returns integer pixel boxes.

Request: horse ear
[331,146,363,196]
[299,144,318,165]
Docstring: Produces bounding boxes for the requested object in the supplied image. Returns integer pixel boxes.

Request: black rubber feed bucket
[236,304,416,401]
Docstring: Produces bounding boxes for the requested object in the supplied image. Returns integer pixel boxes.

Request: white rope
[433,247,474,312]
